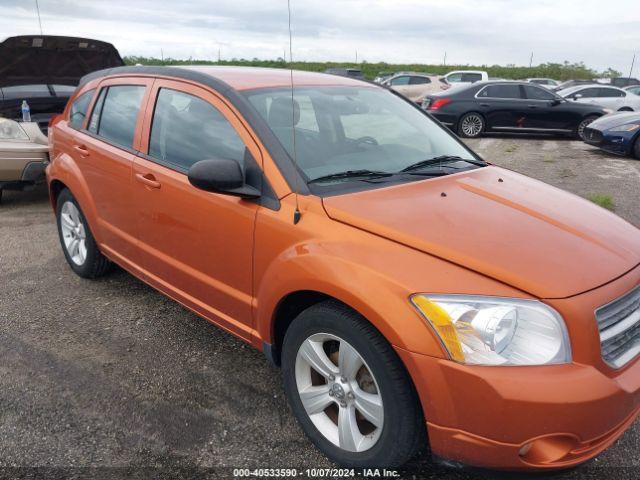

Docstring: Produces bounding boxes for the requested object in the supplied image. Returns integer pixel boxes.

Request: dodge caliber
[47,66,640,470]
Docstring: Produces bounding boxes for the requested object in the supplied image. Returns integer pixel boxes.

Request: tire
[457,112,485,138]
[633,136,640,160]
[576,115,599,140]
[281,300,425,468]
[56,188,111,278]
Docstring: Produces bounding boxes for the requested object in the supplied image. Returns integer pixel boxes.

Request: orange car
[46,66,640,470]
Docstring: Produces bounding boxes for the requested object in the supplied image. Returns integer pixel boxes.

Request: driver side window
[148,88,246,172]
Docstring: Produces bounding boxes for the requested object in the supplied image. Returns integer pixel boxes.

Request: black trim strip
[79,66,309,195]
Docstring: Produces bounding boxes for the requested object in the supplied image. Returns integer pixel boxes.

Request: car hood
[0,35,124,89]
[590,111,640,130]
[322,166,640,299]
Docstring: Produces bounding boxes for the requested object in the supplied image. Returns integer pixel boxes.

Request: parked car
[624,85,640,96]
[442,70,488,89]
[0,35,123,199]
[47,65,640,471]
[324,68,365,80]
[551,79,595,92]
[373,71,395,83]
[583,112,640,158]
[423,81,608,138]
[558,84,640,112]
[381,73,442,103]
[610,77,640,88]
[526,78,559,88]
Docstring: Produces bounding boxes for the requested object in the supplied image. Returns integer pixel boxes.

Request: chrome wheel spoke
[298,338,339,379]
[338,341,362,380]
[60,201,87,266]
[61,213,75,229]
[338,405,362,452]
[353,389,384,428]
[299,385,333,415]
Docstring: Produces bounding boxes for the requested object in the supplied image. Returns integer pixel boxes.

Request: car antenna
[287,0,302,225]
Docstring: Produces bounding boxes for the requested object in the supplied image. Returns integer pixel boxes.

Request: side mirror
[573,94,583,100]
[188,157,260,198]
[550,98,563,106]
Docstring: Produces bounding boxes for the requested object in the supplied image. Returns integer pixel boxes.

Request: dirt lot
[0,136,638,479]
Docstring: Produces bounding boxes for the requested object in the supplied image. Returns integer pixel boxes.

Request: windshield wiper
[400,155,486,173]
[308,169,394,184]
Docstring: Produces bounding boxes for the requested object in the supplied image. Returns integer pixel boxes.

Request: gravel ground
[0,136,638,479]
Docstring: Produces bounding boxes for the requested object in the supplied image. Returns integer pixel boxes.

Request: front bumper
[397,349,639,470]
[582,127,635,155]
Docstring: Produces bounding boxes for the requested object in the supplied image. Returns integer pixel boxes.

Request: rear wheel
[576,115,598,140]
[281,301,425,467]
[56,188,111,278]
[458,113,485,138]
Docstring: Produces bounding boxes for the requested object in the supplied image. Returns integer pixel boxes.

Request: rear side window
[599,88,625,98]
[409,76,431,85]
[523,85,555,101]
[478,84,522,99]
[0,84,51,99]
[148,88,246,171]
[69,89,95,130]
[89,86,145,148]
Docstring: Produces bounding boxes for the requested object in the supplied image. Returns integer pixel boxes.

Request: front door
[476,83,526,129]
[133,80,261,340]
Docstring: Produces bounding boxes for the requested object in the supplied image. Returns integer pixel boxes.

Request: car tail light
[428,98,451,110]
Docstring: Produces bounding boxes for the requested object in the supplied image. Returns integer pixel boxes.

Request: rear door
[133,79,262,340]
[475,84,526,130]
[73,77,153,269]
[598,87,626,110]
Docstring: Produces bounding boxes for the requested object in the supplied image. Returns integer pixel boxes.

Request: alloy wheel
[461,114,483,137]
[295,333,384,453]
[60,201,87,266]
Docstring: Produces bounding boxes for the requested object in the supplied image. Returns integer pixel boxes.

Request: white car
[442,70,488,90]
[381,73,442,103]
[558,84,640,111]
[624,85,640,96]
[526,78,559,89]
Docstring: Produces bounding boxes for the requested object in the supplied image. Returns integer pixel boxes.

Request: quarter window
[148,88,246,171]
[69,89,95,130]
[478,84,522,99]
[91,85,145,148]
[462,73,483,83]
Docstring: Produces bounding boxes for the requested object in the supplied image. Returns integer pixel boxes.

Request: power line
[35,0,43,35]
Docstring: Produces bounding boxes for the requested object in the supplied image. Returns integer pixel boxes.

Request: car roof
[82,65,370,91]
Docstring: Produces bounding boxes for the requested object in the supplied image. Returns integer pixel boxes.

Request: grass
[504,144,518,153]
[588,194,615,211]
[542,154,555,163]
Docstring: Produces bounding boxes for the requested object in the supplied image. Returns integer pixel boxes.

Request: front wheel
[281,301,425,467]
[576,115,599,140]
[458,113,485,138]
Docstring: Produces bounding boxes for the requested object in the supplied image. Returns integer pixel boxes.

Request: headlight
[609,124,640,132]
[411,294,571,366]
[0,118,29,140]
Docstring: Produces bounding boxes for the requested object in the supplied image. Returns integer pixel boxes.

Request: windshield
[244,86,477,184]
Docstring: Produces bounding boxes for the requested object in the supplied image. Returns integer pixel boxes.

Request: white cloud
[0,0,637,74]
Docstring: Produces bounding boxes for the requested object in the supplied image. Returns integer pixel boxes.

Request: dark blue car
[583,112,640,158]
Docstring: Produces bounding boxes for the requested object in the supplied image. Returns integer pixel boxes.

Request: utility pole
[529,52,534,68]
[443,51,447,66]
[160,48,164,65]
[218,47,221,62]
[355,50,358,64]
[629,53,636,80]
[35,0,43,35]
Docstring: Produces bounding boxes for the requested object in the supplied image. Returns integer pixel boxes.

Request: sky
[0,0,638,74]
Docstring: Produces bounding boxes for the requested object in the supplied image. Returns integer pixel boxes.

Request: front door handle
[73,144,90,157]
[135,173,161,189]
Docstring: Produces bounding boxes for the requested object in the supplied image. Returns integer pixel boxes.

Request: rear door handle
[479,103,490,107]
[73,144,90,157]
[135,173,161,189]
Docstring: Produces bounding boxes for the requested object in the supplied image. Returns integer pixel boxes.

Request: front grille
[584,127,602,143]
[596,285,640,368]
